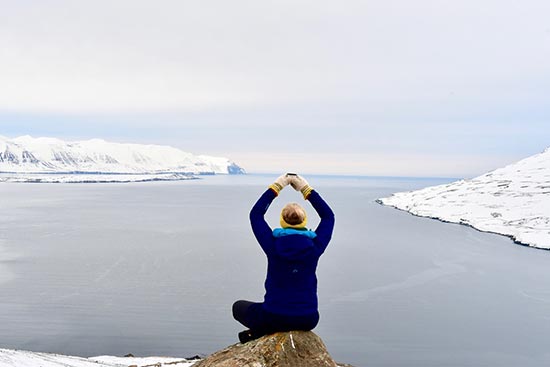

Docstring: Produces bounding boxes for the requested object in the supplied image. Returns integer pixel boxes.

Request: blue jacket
[249,188,335,315]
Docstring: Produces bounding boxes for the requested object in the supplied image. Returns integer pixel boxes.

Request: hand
[290,174,314,199]
[268,174,292,195]
[290,174,308,191]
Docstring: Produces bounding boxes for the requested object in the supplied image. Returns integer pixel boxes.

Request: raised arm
[308,190,335,254]
[249,188,277,254]
[249,174,291,254]
[290,175,335,254]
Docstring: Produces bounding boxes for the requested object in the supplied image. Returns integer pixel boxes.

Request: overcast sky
[1,0,549,177]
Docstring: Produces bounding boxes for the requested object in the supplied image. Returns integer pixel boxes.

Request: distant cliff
[378,147,550,249]
[0,135,245,176]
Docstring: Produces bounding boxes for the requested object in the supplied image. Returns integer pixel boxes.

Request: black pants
[232,300,319,336]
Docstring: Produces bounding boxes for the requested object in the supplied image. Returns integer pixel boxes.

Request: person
[232,173,335,343]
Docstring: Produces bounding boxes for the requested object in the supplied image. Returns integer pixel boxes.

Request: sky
[1,0,549,177]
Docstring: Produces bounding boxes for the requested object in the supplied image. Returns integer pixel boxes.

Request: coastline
[0,348,198,367]
[377,158,550,250]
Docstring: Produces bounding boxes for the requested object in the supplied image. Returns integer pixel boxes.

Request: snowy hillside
[0,135,245,177]
[0,172,196,183]
[0,349,198,367]
[378,148,550,249]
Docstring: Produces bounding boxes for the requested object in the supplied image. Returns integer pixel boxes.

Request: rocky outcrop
[193,331,349,367]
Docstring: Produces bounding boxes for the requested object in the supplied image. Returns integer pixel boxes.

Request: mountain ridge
[0,135,245,176]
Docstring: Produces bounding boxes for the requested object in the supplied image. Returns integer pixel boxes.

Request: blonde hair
[281,203,307,226]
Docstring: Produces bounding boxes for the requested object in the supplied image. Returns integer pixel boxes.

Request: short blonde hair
[281,203,306,225]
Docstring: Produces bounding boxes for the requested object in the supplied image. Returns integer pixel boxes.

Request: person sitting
[232,173,335,343]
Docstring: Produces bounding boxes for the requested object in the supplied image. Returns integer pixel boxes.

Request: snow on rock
[378,148,550,249]
[0,172,196,183]
[0,348,198,367]
[91,355,199,367]
[0,135,245,176]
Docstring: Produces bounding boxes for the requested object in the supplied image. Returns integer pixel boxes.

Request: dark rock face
[193,331,343,367]
[227,163,246,175]
[1,149,19,163]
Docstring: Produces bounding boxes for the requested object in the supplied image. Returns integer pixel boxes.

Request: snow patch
[0,349,198,367]
[0,173,197,183]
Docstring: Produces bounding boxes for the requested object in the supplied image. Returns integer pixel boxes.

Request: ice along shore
[378,148,550,250]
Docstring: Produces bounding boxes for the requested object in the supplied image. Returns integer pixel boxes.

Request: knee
[232,301,239,318]
[232,300,245,319]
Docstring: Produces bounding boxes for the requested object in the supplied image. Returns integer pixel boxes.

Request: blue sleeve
[309,190,335,254]
[250,188,277,254]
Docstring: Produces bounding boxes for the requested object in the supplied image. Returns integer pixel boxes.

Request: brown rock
[193,331,339,367]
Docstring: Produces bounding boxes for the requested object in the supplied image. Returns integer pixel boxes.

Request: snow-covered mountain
[378,148,550,249]
[0,135,245,176]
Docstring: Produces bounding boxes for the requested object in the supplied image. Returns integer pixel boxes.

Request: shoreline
[0,348,199,367]
[376,199,550,251]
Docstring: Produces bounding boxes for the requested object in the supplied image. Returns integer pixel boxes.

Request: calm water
[1,174,550,367]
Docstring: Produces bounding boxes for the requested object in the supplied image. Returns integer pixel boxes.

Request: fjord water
[1,175,550,367]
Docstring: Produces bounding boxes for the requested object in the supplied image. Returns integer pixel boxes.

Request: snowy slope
[0,135,245,175]
[0,172,196,183]
[378,148,550,249]
[0,348,198,367]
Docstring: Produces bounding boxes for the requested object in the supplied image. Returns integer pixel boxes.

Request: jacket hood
[273,234,316,260]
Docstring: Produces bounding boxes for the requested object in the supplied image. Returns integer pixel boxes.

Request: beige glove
[269,174,292,195]
[290,174,313,199]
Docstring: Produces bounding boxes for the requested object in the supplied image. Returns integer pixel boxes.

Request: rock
[193,331,341,367]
